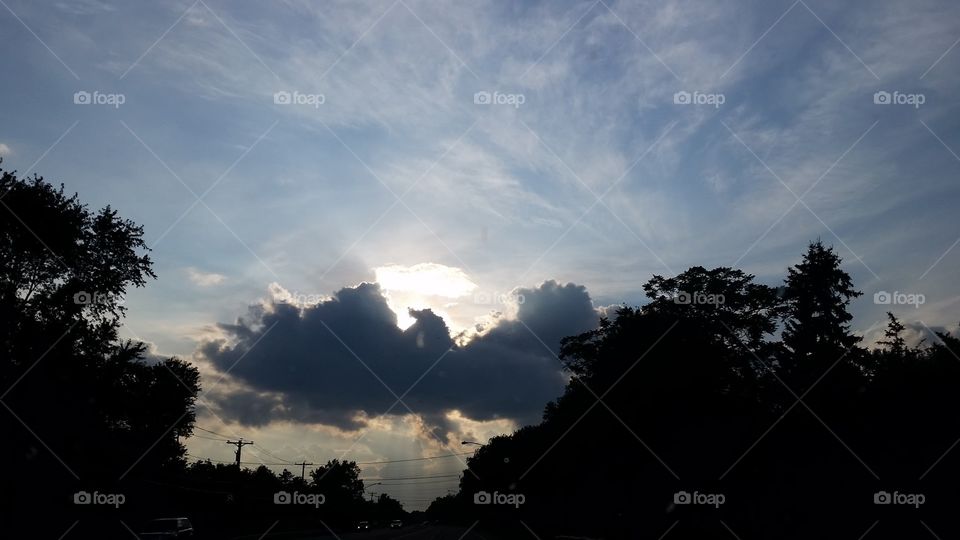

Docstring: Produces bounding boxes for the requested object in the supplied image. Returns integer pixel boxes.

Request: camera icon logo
[674,291,692,305]
[474,91,491,105]
[873,291,892,305]
[673,491,691,504]
[73,291,91,305]
[274,491,291,504]
[74,491,91,504]
[74,91,91,105]
[873,491,891,504]
[474,491,491,504]
[274,91,292,105]
[673,91,691,105]
[873,91,891,105]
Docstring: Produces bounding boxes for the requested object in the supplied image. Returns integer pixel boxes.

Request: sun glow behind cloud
[374,263,478,298]
[374,263,479,330]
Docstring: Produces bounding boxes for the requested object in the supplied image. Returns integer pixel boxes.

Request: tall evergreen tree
[779,241,863,387]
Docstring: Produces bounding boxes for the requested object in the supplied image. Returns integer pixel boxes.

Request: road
[346,525,491,539]
[232,524,495,540]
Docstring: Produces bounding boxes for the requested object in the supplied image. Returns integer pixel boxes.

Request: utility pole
[296,461,314,480]
[225,439,253,467]
[367,482,382,502]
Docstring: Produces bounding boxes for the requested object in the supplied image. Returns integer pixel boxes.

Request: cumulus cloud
[197,280,598,438]
[597,303,626,321]
[0,143,11,156]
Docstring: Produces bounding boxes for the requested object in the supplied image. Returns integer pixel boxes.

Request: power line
[194,426,234,438]
[356,452,473,465]
[376,479,462,487]
[252,443,295,464]
[188,456,299,466]
[186,453,296,467]
[191,434,230,442]
[186,440,471,465]
[185,452,474,469]
[360,474,460,481]
[185,455,464,482]
[190,427,299,466]
[185,453,262,465]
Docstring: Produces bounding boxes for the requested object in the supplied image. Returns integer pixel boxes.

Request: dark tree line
[166,458,405,535]
[0,167,408,538]
[433,244,960,539]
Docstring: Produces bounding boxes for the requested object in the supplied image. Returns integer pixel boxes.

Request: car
[357,521,370,530]
[390,520,403,529]
[139,518,194,538]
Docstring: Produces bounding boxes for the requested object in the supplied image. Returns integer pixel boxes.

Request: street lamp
[462,440,483,459]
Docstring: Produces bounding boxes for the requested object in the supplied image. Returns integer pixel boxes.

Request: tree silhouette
[310,459,365,501]
[0,166,199,536]
[779,240,863,386]
[439,242,960,539]
[877,312,909,357]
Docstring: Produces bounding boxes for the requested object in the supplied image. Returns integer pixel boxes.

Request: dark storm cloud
[199,280,598,431]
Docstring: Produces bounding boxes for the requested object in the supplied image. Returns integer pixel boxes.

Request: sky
[2,0,959,509]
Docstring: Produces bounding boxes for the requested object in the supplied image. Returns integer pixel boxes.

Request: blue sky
[3,0,960,509]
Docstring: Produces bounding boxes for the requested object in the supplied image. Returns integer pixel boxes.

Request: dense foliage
[435,242,960,539]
